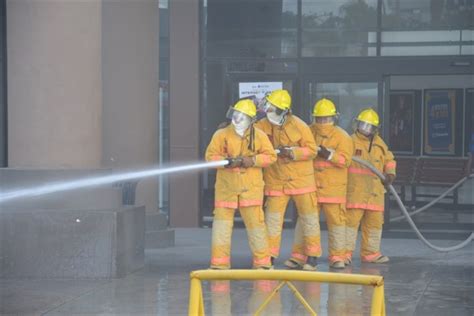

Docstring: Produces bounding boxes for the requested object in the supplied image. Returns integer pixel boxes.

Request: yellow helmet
[266,89,291,110]
[357,108,380,127]
[313,98,337,117]
[233,99,257,118]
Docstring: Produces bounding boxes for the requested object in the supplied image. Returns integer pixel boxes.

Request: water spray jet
[0,160,228,205]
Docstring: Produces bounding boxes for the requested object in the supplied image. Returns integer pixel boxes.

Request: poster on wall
[467,89,474,155]
[389,91,415,153]
[424,90,456,155]
[239,82,283,100]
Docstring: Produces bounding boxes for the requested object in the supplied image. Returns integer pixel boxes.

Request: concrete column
[101,0,159,213]
[169,0,200,227]
[7,0,102,168]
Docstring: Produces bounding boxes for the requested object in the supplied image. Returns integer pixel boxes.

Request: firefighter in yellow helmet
[255,89,321,271]
[285,98,353,269]
[345,108,396,264]
[205,98,277,269]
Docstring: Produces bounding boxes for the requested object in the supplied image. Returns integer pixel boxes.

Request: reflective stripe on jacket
[255,114,317,196]
[205,125,277,208]
[346,132,396,211]
[311,125,353,203]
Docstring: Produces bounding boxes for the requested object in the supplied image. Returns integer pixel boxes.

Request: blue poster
[468,90,474,154]
[424,90,455,154]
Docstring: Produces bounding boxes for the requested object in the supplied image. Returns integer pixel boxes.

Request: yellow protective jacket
[310,124,353,203]
[255,114,317,196]
[346,132,396,211]
[205,125,277,209]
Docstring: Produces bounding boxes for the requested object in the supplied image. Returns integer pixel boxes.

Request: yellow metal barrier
[188,269,385,316]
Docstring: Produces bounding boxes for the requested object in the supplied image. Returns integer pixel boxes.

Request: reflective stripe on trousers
[265,192,321,258]
[345,208,384,260]
[211,206,271,269]
[290,203,346,264]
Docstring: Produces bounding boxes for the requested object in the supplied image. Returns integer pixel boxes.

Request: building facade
[0,0,472,227]
[198,0,474,225]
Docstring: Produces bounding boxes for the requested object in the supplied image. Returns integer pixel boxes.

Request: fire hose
[352,156,474,252]
[222,152,472,251]
[389,174,473,222]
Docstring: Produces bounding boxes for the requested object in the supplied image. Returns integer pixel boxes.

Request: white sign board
[239,82,283,100]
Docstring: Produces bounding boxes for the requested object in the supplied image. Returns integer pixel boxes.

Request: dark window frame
[0,0,6,167]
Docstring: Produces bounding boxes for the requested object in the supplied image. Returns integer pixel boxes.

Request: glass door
[305,77,381,228]
[306,80,380,134]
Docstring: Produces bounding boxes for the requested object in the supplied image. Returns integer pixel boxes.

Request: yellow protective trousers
[290,203,347,264]
[211,206,271,269]
[346,208,384,262]
[265,192,321,259]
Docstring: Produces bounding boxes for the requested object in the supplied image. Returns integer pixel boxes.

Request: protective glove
[277,146,294,159]
[383,174,396,188]
[225,157,243,168]
[241,157,255,168]
[317,145,331,160]
[217,121,230,129]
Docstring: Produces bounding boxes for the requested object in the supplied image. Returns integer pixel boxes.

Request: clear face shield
[261,101,288,126]
[226,107,253,136]
[357,120,377,136]
[313,115,337,125]
[257,92,272,112]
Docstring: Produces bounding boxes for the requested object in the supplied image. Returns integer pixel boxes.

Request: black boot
[303,256,318,271]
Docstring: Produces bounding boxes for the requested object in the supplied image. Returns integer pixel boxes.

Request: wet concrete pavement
[1,228,473,315]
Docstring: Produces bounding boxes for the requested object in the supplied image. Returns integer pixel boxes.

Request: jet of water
[0,160,228,204]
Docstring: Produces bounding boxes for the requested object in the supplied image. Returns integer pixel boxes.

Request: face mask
[232,112,251,136]
[357,121,375,137]
[263,102,286,126]
[314,122,335,135]
[267,111,285,126]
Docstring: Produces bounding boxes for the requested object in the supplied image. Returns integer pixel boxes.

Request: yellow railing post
[199,281,205,316]
[285,281,317,316]
[371,284,386,316]
[253,281,286,316]
[188,276,204,316]
[381,285,386,316]
[188,270,386,316]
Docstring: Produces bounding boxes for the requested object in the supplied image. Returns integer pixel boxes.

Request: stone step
[1,206,145,279]
[383,229,472,240]
[146,229,175,249]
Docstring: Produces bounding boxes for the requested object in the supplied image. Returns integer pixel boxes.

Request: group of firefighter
[205,89,396,271]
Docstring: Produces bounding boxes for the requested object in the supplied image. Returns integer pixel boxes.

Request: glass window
[381,0,474,56]
[302,0,378,57]
[309,82,379,132]
[226,60,298,73]
[382,0,473,30]
[205,0,297,58]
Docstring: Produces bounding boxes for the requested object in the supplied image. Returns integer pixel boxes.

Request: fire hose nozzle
[225,157,243,168]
